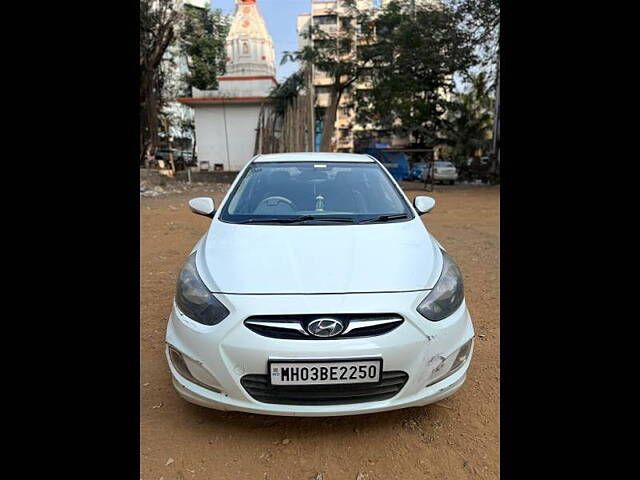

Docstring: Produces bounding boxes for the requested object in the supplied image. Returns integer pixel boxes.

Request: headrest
[269,170,291,184]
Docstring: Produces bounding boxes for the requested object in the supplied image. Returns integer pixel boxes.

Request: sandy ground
[140,182,500,480]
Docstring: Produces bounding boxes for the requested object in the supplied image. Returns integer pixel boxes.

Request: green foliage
[440,72,494,161]
[179,3,229,92]
[355,1,476,146]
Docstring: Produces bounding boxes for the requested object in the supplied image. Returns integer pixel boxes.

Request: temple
[178,0,277,171]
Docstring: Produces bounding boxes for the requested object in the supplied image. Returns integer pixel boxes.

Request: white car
[166,153,474,416]
[421,161,459,185]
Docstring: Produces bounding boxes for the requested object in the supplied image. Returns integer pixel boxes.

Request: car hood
[196,218,443,294]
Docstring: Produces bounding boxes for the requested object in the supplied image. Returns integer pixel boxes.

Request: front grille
[240,371,409,405]
[244,314,404,340]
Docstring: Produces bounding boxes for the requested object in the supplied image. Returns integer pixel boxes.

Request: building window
[314,15,337,25]
[315,86,334,95]
[242,42,249,54]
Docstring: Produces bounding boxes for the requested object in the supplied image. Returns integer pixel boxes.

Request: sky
[210,0,313,82]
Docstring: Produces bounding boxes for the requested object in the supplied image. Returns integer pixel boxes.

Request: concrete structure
[179,0,277,171]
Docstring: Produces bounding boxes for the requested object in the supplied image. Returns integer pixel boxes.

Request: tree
[449,0,499,169]
[282,0,381,152]
[355,0,476,147]
[450,0,499,71]
[176,2,229,163]
[179,3,229,93]
[140,0,179,164]
[440,72,494,162]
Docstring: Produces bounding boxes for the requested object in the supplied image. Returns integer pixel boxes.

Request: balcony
[317,24,338,34]
[315,92,331,107]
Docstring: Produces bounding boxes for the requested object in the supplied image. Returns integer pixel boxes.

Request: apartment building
[296,1,376,152]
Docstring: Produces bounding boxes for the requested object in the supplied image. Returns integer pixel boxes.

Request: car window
[220,162,412,224]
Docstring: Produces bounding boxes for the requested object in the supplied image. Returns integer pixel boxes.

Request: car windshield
[220,161,413,224]
[434,162,454,167]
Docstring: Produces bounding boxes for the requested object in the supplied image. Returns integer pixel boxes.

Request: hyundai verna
[165,153,474,416]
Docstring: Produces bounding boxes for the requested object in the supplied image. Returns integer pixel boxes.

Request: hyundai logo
[307,318,344,337]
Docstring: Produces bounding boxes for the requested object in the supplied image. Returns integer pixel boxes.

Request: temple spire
[225,0,275,77]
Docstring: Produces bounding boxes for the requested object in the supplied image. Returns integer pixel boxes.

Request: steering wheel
[256,196,296,211]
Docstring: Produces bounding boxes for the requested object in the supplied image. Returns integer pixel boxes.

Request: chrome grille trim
[244,314,404,339]
[342,317,403,335]
[244,320,309,336]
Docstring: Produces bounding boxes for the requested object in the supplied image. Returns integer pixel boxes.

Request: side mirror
[414,196,435,215]
[188,197,215,218]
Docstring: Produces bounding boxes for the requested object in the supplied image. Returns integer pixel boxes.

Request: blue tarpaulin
[364,146,411,181]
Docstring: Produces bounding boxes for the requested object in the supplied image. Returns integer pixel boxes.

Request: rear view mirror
[413,196,435,215]
[188,197,215,218]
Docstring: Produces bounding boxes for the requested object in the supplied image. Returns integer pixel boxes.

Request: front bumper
[165,291,474,416]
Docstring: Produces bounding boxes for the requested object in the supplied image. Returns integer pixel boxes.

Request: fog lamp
[167,344,222,393]
[426,338,474,387]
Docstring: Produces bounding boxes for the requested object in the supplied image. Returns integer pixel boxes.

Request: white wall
[194,103,262,171]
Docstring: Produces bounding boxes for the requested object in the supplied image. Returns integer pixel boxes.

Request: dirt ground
[140,182,500,480]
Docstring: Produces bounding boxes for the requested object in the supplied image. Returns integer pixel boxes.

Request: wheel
[450,180,455,185]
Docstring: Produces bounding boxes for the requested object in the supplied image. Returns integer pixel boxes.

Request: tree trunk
[143,73,159,161]
[140,118,147,166]
[139,5,176,167]
[319,84,342,152]
[191,128,197,166]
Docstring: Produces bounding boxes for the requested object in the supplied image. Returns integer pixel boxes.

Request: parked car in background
[410,162,428,181]
[166,152,474,416]
[458,157,491,183]
[421,161,458,185]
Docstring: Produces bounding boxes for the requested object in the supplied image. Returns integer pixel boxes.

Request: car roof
[253,153,375,163]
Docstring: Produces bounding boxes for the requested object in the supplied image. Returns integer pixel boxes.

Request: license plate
[269,359,382,386]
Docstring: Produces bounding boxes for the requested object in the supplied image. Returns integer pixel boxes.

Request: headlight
[175,253,230,326]
[417,249,464,321]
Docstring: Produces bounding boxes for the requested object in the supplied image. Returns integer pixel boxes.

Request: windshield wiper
[358,214,410,224]
[239,217,303,224]
[292,215,355,223]
[239,215,355,224]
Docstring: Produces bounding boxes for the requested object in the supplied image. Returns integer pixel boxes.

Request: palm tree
[441,72,494,163]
